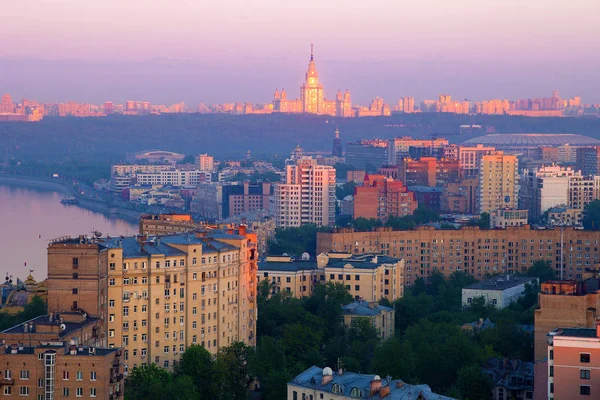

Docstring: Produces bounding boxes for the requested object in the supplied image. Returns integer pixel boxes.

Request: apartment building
[288,366,454,400]
[398,157,459,187]
[258,252,404,302]
[110,164,174,177]
[547,325,600,399]
[317,225,600,285]
[440,178,479,214]
[521,166,578,221]
[478,152,519,213]
[198,154,214,172]
[274,158,336,227]
[136,170,211,186]
[196,182,272,221]
[0,342,123,400]
[387,137,449,166]
[457,144,496,178]
[353,174,417,221]
[576,147,600,176]
[341,300,395,342]
[46,230,257,373]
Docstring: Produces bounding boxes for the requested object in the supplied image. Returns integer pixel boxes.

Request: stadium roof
[462,133,600,148]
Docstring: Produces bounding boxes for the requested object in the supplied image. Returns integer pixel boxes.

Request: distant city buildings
[478,152,519,213]
[353,174,417,221]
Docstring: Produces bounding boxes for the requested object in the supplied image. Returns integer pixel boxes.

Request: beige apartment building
[341,300,395,342]
[274,157,336,227]
[317,225,600,285]
[479,152,519,213]
[258,252,404,302]
[46,229,257,373]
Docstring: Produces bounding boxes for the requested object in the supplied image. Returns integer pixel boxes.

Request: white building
[521,166,577,221]
[136,170,212,186]
[274,157,336,227]
[462,276,538,309]
[489,209,528,228]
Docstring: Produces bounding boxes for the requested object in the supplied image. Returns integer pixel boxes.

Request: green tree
[181,154,196,164]
[124,364,172,400]
[175,344,216,398]
[455,365,493,400]
[352,217,382,231]
[335,181,356,200]
[165,375,200,400]
[583,200,600,230]
[527,260,556,283]
[214,342,251,400]
[372,338,416,382]
[478,212,490,229]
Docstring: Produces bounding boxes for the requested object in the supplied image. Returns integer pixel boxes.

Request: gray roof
[483,358,533,392]
[463,277,537,291]
[462,133,600,148]
[1,314,99,338]
[290,366,454,399]
[552,327,598,338]
[342,301,394,317]
[258,259,318,272]
[259,254,400,273]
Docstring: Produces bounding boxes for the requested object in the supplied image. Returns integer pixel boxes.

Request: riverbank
[0,175,141,223]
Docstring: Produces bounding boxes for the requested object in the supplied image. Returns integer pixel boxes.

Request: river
[0,185,137,282]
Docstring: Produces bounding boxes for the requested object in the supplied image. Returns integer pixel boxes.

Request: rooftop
[1,313,99,338]
[462,133,600,147]
[483,358,533,391]
[551,327,598,339]
[290,366,454,399]
[342,301,394,317]
[258,253,401,272]
[463,276,537,291]
[1,342,119,357]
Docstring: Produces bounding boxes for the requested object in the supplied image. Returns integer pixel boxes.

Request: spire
[310,43,314,61]
[335,125,340,138]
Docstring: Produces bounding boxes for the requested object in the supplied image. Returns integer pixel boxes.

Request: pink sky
[1,0,599,104]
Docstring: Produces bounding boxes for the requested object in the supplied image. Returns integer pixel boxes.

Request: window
[332,383,343,394]
[20,370,29,380]
[350,387,363,398]
[581,353,591,363]
[76,371,82,381]
[19,386,29,396]
[164,346,169,353]
[581,369,591,379]
[123,306,129,316]
[4,387,11,395]
[492,299,498,305]
[193,273,198,280]
[549,366,553,377]
[90,388,97,398]
[549,350,554,360]
[109,299,115,307]
[3,371,10,380]
[109,278,115,286]
[72,288,78,295]
[62,370,69,380]
[37,378,43,388]
[580,385,591,395]
[63,388,69,396]
[90,371,96,381]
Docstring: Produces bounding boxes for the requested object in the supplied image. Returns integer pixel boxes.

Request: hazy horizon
[1,0,599,105]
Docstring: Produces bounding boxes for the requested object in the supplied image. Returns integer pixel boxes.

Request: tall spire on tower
[310,43,314,61]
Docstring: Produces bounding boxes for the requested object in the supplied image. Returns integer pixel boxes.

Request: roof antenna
[310,43,314,61]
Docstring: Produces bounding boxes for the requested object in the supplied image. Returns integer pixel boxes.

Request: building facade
[341,300,395,342]
[274,158,336,227]
[478,152,519,213]
[462,276,538,309]
[258,252,404,303]
[317,225,600,286]
[387,137,449,166]
[135,170,211,186]
[46,230,258,373]
[353,174,417,221]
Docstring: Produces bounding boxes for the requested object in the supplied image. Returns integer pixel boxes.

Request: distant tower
[300,44,325,114]
[293,144,303,160]
[0,94,14,113]
[332,127,343,157]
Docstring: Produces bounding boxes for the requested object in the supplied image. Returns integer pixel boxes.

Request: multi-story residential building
[274,158,335,227]
[341,300,395,342]
[478,152,519,213]
[288,366,454,400]
[0,341,123,400]
[440,178,478,214]
[398,157,459,187]
[317,225,600,285]
[461,276,538,309]
[387,137,449,166]
[111,164,175,177]
[46,230,257,373]
[353,174,417,221]
[547,325,600,399]
[489,209,529,228]
[576,147,600,176]
[196,182,272,221]
[521,166,578,221]
[198,154,214,172]
[394,96,416,113]
[136,170,211,186]
[547,206,583,226]
[457,144,496,178]
[568,174,600,210]
[483,358,534,400]
[345,139,388,170]
[258,252,404,302]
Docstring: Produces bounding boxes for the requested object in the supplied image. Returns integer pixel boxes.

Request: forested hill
[2,113,600,162]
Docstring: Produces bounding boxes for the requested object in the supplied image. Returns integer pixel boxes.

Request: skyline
[1,0,599,104]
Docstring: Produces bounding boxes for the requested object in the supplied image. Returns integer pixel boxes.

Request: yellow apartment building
[258,252,404,302]
[46,229,257,373]
[341,300,395,342]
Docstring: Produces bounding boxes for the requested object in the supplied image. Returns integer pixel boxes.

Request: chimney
[379,386,391,398]
[137,235,147,245]
[370,379,382,396]
[238,224,247,236]
[321,375,333,385]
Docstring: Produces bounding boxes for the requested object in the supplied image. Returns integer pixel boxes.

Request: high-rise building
[104,101,114,115]
[332,127,343,157]
[387,137,449,166]
[135,170,211,186]
[398,157,459,187]
[440,178,479,214]
[457,144,496,178]
[46,230,258,373]
[198,154,214,171]
[520,166,578,221]
[274,158,336,227]
[272,45,351,117]
[478,152,519,213]
[576,147,600,176]
[0,93,15,113]
[353,174,417,221]
[196,182,272,220]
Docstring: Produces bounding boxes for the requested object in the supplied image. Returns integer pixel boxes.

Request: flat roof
[552,328,598,339]
[258,254,400,273]
[1,314,99,338]
[463,276,537,291]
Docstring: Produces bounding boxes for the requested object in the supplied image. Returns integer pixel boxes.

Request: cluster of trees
[266,224,332,256]
[337,205,441,231]
[468,212,490,229]
[583,200,600,230]
[125,342,251,400]
[0,296,47,331]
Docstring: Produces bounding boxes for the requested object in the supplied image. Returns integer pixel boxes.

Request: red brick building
[353,174,417,221]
